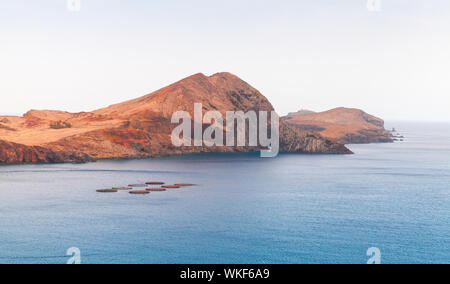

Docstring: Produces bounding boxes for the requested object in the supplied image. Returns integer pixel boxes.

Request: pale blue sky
[1,0,450,121]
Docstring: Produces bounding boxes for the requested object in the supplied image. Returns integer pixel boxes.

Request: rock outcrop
[0,73,351,164]
[283,107,393,144]
[286,109,316,116]
[0,140,92,164]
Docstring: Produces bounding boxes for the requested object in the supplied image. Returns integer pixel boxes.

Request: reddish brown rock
[283,107,393,144]
[0,139,92,164]
[0,73,352,164]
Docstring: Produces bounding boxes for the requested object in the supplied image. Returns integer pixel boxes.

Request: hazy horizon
[1,0,450,122]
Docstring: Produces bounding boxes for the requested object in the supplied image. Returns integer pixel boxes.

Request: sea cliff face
[0,73,351,164]
[0,140,93,164]
[283,107,394,144]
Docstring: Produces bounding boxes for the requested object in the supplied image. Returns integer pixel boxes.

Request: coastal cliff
[283,107,393,144]
[0,73,351,164]
[0,140,92,164]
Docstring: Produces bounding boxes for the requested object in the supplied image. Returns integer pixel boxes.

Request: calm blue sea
[0,122,449,264]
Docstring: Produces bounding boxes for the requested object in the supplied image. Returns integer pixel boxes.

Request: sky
[0,0,449,121]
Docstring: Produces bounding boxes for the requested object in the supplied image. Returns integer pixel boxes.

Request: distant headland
[283,107,394,144]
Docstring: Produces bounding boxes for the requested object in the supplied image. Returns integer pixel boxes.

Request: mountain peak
[94,72,270,117]
[181,72,208,81]
[175,72,240,85]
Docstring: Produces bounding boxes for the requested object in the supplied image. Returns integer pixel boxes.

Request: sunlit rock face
[0,73,351,164]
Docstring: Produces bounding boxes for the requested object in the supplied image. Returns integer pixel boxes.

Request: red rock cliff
[0,73,351,164]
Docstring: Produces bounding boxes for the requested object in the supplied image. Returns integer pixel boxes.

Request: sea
[0,121,449,264]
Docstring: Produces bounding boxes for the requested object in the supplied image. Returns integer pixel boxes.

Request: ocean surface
[0,122,449,264]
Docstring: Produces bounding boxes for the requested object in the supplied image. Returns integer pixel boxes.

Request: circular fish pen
[162,185,181,189]
[146,182,165,185]
[112,186,133,190]
[129,190,150,195]
[146,188,166,192]
[97,189,118,193]
[128,184,148,188]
